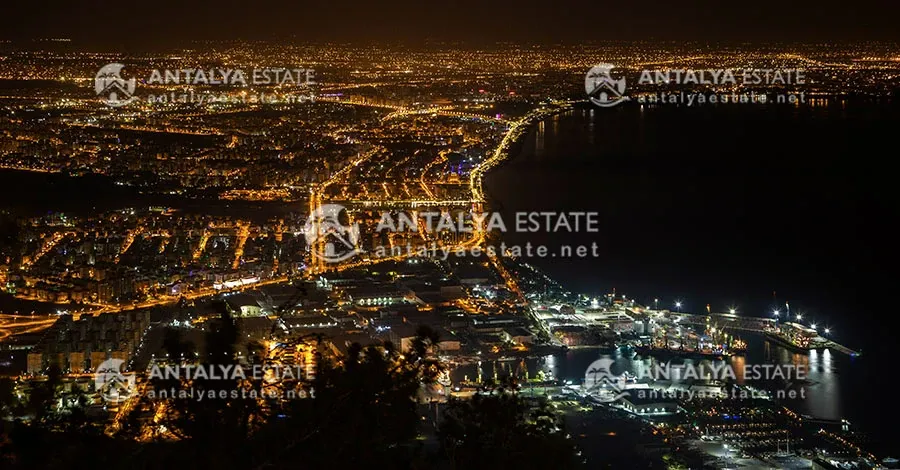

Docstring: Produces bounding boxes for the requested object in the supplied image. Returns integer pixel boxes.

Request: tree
[439,391,583,470]
[3,317,581,470]
[119,301,267,469]
[24,364,62,422]
[253,331,442,469]
[114,312,444,469]
[0,377,16,418]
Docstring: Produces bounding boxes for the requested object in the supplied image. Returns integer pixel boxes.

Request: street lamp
[824,328,831,335]
[773,309,780,317]
[810,323,817,330]
[729,308,736,315]
[654,298,659,311]
[796,314,803,321]
[675,301,682,312]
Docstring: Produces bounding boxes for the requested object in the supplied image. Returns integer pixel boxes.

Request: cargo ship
[763,330,814,352]
[634,344,730,360]
[763,322,822,352]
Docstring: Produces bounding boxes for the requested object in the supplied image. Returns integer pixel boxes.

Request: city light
[0,37,884,467]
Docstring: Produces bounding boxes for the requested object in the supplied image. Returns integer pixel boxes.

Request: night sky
[3,0,900,45]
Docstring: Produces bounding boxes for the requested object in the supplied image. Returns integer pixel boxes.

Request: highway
[0,314,59,342]
[469,103,573,202]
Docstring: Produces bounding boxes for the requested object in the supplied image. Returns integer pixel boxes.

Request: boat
[763,330,812,352]
[730,338,748,355]
[634,345,730,360]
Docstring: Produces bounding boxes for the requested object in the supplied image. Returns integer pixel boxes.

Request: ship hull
[763,331,812,353]
[634,346,729,360]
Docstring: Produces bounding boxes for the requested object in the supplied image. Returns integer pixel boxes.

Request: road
[0,314,59,342]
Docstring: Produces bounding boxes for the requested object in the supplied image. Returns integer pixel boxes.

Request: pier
[670,312,860,357]
[673,311,775,333]
[824,341,861,357]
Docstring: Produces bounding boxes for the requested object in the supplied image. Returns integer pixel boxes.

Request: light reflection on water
[449,334,848,420]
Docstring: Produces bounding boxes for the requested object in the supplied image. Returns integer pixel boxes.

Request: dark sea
[483,100,899,457]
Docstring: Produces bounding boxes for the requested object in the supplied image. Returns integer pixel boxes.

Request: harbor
[672,311,860,357]
[444,335,882,470]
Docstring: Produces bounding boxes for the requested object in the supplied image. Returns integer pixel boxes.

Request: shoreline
[469,101,578,204]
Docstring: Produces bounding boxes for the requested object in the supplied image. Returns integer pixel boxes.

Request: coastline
[469,101,578,204]
[461,103,887,458]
